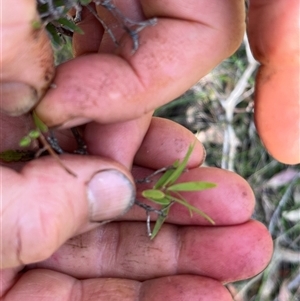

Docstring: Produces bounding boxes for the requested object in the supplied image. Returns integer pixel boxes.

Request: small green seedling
[18,111,77,176]
[36,0,156,52]
[19,111,49,147]
[139,143,216,239]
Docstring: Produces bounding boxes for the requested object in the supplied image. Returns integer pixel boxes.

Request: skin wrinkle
[97,224,120,277]
[70,278,82,301]
[174,225,182,275]
[116,51,148,98]
[112,222,122,277]
[16,222,24,266]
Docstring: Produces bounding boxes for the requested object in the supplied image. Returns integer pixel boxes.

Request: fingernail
[87,169,135,222]
[0,82,38,116]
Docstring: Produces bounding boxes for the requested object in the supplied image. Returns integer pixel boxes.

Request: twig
[38,133,77,177]
[85,3,119,47]
[219,34,258,171]
[135,166,174,184]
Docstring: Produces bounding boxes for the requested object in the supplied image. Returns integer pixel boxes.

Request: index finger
[36,0,245,127]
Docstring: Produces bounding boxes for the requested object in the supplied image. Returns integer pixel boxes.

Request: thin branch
[219,34,258,171]
[38,133,77,177]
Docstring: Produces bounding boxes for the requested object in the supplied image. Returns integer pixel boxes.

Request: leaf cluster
[141,144,216,239]
[19,111,49,147]
[36,0,91,46]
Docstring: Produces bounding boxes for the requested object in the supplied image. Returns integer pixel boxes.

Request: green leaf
[53,0,66,6]
[46,23,63,46]
[0,150,35,162]
[151,205,171,240]
[28,130,41,139]
[33,111,48,133]
[142,189,165,200]
[163,143,195,187]
[165,194,215,225]
[167,181,216,192]
[146,197,171,206]
[80,0,93,5]
[153,166,177,190]
[32,20,42,29]
[58,17,84,34]
[19,136,32,147]
[1,150,23,162]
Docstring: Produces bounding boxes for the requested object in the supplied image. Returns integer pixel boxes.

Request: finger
[84,113,153,169]
[31,220,272,284]
[0,0,54,116]
[131,166,255,225]
[36,0,245,127]
[85,116,204,170]
[3,270,233,301]
[247,0,300,164]
[134,117,206,169]
[1,155,135,269]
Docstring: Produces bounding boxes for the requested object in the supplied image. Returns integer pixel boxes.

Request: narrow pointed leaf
[154,166,177,189]
[46,23,62,46]
[163,143,195,186]
[33,111,48,133]
[147,198,171,206]
[58,17,84,34]
[165,195,215,224]
[151,205,171,240]
[142,189,165,200]
[167,181,216,192]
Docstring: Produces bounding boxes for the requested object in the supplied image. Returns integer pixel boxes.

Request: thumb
[1,155,135,269]
[0,0,54,116]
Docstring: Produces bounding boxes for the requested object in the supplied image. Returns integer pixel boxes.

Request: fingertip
[1,155,135,268]
[134,117,205,169]
[0,82,38,116]
[254,67,300,164]
[169,167,255,225]
[87,169,136,222]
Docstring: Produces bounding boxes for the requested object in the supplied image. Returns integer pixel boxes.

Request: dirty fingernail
[87,169,135,222]
[0,82,38,116]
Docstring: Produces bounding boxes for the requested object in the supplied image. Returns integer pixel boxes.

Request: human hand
[1,0,246,168]
[247,0,300,164]
[0,1,272,299]
[1,117,273,301]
